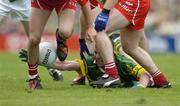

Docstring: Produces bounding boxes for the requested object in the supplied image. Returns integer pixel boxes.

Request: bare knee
[106,27,113,34]
[58,28,73,39]
[122,45,137,56]
[28,33,41,46]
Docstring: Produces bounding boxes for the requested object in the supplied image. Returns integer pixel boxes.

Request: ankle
[152,71,169,86]
[105,62,118,79]
[28,63,38,77]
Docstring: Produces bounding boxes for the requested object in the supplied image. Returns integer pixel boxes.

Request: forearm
[81,1,94,28]
[48,61,80,71]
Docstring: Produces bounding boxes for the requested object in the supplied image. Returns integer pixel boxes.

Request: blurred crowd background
[0,0,180,53]
[145,0,180,36]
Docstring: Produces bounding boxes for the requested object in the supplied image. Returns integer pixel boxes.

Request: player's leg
[71,7,102,85]
[90,8,130,87]
[96,8,129,63]
[107,0,170,88]
[0,1,9,27]
[78,7,101,57]
[28,8,51,65]
[16,0,31,37]
[19,5,64,82]
[120,28,170,87]
[109,33,154,88]
[139,31,148,51]
[58,9,75,39]
[27,7,51,89]
[55,9,76,61]
[21,21,30,37]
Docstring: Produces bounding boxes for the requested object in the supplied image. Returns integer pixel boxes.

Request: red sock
[28,63,38,79]
[105,62,118,79]
[152,70,168,86]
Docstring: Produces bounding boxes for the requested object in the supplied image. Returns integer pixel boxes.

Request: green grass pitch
[0,52,180,106]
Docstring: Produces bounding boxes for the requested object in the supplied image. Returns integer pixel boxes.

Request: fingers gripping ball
[39,42,57,65]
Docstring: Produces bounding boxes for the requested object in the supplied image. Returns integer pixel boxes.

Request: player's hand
[132,83,145,89]
[19,49,48,66]
[95,9,110,32]
[19,49,28,62]
[86,27,96,42]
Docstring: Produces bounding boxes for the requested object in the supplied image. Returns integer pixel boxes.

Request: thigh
[58,9,76,37]
[0,16,4,22]
[12,8,30,21]
[12,0,31,21]
[30,8,51,39]
[0,1,10,17]
[21,21,30,37]
[106,8,130,33]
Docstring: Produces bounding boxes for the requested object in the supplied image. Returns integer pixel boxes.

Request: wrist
[87,23,95,29]
[102,9,110,14]
[79,39,85,43]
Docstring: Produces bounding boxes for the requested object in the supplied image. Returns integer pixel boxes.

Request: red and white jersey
[77,0,103,9]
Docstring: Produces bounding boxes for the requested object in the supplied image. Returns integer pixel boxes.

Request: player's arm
[94,0,118,31]
[78,0,97,42]
[137,71,154,88]
[49,60,86,77]
[78,0,93,28]
[48,60,81,71]
[19,49,81,71]
[126,60,154,88]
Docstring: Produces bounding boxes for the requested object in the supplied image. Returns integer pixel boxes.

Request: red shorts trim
[77,0,103,9]
[115,0,150,30]
[77,0,88,6]
[31,0,76,13]
[90,0,103,9]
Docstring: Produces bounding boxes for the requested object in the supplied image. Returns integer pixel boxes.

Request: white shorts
[0,0,30,21]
